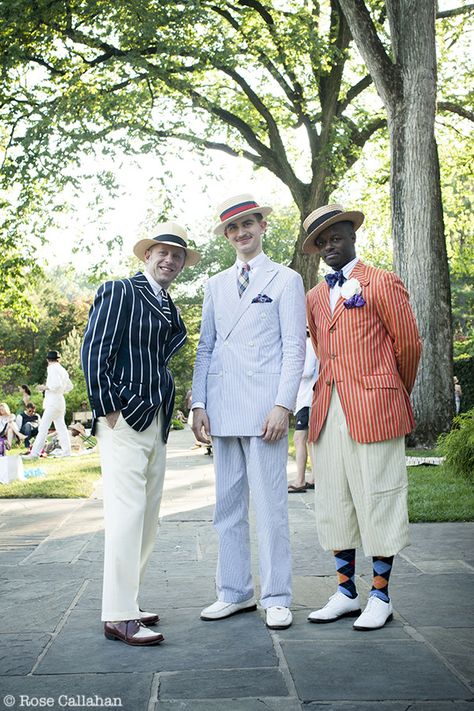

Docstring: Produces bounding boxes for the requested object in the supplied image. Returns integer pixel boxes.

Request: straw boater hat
[133,221,200,267]
[214,193,272,235]
[302,204,365,254]
[69,422,85,436]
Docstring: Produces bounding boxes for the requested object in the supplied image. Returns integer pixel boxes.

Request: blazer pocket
[362,373,399,390]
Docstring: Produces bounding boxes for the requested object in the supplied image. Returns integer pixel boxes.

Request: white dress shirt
[329,257,359,313]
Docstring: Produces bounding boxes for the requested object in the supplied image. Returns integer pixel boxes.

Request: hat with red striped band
[133,221,200,267]
[302,204,364,254]
[214,193,272,235]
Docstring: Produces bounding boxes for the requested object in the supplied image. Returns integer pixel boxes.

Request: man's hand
[105,410,121,429]
[192,408,211,444]
[261,405,289,442]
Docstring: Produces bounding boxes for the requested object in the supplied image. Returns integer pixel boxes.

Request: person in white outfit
[25,350,73,459]
[287,331,319,493]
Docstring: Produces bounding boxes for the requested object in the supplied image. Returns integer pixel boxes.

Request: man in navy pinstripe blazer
[81,222,200,646]
[192,194,306,631]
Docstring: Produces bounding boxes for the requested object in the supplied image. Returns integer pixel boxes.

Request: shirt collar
[330,257,359,279]
[236,251,266,270]
[143,269,163,296]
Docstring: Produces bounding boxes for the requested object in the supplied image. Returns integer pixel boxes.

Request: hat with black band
[133,221,201,267]
[302,204,364,254]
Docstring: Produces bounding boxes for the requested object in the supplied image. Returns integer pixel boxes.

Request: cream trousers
[97,409,165,621]
[311,388,409,556]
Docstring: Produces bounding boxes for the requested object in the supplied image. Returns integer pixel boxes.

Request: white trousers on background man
[96,409,166,622]
[30,395,70,457]
[311,388,409,557]
[212,435,292,609]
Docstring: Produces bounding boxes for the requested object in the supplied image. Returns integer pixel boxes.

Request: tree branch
[337,0,400,110]
[437,4,474,19]
[437,100,474,122]
[338,75,373,113]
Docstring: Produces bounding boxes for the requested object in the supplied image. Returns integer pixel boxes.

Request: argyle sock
[370,556,394,602]
[334,549,357,599]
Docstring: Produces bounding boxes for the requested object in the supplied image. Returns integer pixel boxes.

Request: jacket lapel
[329,260,370,326]
[132,273,173,327]
[224,256,278,338]
[316,282,332,325]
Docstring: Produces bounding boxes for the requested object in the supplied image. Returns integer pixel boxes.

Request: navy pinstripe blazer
[81,272,186,440]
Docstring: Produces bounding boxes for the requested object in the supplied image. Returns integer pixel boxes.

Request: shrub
[170,418,185,430]
[437,408,474,481]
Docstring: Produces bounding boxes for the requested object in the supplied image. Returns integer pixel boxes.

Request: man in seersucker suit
[192,193,306,630]
[81,222,200,646]
[303,204,422,631]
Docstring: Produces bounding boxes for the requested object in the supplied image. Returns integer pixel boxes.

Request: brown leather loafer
[104,619,164,646]
[139,609,160,626]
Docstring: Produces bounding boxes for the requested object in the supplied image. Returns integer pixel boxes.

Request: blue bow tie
[325,270,346,288]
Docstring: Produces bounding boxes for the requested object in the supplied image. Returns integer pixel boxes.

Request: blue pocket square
[252,294,273,303]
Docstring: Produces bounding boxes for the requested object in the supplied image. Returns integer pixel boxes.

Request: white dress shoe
[200,598,257,621]
[308,591,361,623]
[266,606,292,630]
[353,595,393,630]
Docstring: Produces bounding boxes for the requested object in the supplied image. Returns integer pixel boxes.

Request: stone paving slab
[0,673,153,711]
[390,574,473,627]
[156,700,302,711]
[0,577,82,633]
[305,703,474,711]
[402,523,474,561]
[419,626,474,684]
[158,668,290,699]
[282,639,471,702]
[0,633,50,675]
[36,607,278,675]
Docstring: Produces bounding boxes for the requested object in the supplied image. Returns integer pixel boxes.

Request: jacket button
[329,326,335,333]
[330,353,336,359]
[326,380,331,386]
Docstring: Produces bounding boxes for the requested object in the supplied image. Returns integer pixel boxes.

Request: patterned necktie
[325,270,346,288]
[160,288,172,321]
[238,263,251,297]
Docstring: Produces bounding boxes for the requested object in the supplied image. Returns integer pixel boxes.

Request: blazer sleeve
[81,279,128,417]
[275,271,307,410]
[191,281,217,408]
[375,271,422,394]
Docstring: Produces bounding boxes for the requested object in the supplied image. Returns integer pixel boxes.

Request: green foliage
[170,419,185,431]
[0,451,101,498]
[437,409,474,482]
[454,356,474,412]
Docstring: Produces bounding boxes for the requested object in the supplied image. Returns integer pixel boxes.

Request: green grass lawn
[288,429,473,522]
[0,450,101,498]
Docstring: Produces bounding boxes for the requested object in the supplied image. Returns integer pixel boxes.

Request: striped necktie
[238,263,250,297]
[160,288,172,322]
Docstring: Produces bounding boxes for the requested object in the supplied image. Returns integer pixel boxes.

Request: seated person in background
[0,402,26,446]
[17,384,32,413]
[16,403,41,449]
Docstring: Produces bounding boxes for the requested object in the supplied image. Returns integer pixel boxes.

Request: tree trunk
[388,1,454,445]
[338,0,454,445]
[290,183,330,291]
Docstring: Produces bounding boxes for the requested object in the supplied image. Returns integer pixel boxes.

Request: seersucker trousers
[212,434,292,609]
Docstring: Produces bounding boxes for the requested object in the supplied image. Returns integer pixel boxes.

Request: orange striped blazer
[306,260,422,444]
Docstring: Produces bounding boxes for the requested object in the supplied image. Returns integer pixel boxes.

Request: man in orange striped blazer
[303,204,422,631]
